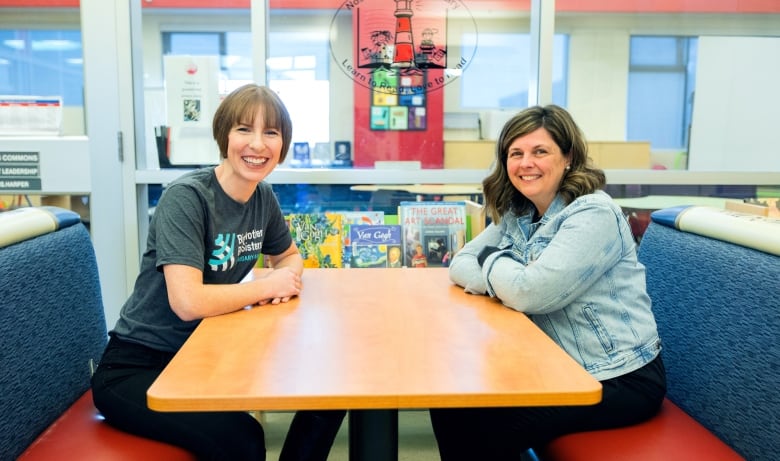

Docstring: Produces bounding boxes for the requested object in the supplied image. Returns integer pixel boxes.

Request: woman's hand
[256,266,302,305]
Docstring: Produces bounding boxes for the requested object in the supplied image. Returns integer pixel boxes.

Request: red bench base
[18,390,196,461]
[539,399,744,461]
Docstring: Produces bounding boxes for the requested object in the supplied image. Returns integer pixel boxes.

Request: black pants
[92,335,345,461]
[429,354,666,461]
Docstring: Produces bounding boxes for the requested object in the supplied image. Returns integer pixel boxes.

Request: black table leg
[348,409,399,461]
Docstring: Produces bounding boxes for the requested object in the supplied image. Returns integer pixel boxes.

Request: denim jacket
[450,190,661,381]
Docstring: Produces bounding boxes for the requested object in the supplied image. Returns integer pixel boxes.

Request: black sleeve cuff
[477,246,500,267]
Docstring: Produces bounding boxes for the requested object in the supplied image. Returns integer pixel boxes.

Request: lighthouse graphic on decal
[356,0,448,71]
[392,0,415,68]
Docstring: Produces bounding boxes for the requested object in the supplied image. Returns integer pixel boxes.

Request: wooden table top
[147,268,601,412]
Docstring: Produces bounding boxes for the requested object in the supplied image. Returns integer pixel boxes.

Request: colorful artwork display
[356,1,447,132]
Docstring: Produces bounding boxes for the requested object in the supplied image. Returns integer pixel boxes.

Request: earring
[565,165,571,170]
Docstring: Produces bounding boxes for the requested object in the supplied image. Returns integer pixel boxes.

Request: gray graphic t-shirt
[112,167,291,352]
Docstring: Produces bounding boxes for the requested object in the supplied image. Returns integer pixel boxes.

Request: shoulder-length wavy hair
[212,84,293,163]
[482,105,606,223]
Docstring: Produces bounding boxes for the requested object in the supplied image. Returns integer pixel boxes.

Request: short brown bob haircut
[212,84,293,163]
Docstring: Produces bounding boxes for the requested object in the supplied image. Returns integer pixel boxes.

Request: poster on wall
[355,0,447,132]
[0,96,62,136]
[329,0,477,167]
[164,55,220,165]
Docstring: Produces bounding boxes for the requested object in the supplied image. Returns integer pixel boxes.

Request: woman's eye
[265,129,280,137]
[236,126,251,133]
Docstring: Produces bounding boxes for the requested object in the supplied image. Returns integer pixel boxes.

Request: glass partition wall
[129,2,780,236]
[136,1,540,213]
[137,1,538,175]
[118,0,780,291]
[4,1,778,182]
[0,6,88,212]
[134,0,779,177]
[551,3,780,202]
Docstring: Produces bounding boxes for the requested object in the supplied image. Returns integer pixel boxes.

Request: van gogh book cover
[286,212,343,268]
[339,211,385,267]
[349,224,402,268]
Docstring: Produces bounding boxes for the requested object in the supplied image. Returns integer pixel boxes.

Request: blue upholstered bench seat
[0,206,195,460]
[540,205,779,461]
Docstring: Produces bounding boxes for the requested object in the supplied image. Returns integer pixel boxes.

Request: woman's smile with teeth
[521,175,540,180]
[244,156,267,165]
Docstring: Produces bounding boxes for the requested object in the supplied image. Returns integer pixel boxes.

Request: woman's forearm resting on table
[449,224,502,295]
[450,211,623,315]
[164,256,303,321]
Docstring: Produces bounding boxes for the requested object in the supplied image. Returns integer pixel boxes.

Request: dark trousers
[92,335,345,461]
[429,354,667,461]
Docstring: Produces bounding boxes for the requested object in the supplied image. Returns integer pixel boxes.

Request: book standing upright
[398,201,467,268]
[337,211,385,267]
[349,224,402,268]
[286,212,343,268]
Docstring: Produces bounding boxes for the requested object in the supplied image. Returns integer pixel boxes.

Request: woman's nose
[249,133,264,150]
[518,155,533,167]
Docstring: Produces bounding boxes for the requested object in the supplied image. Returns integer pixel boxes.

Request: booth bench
[0,206,194,460]
[540,205,780,461]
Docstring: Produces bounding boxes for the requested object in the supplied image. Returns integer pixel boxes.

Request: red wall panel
[352,76,444,169]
